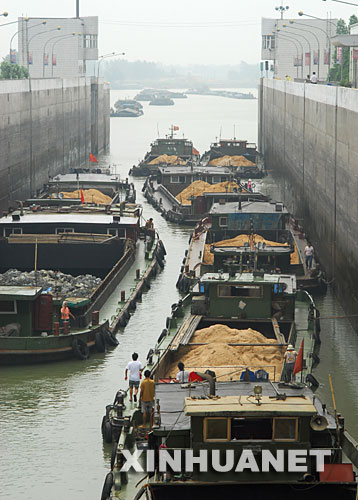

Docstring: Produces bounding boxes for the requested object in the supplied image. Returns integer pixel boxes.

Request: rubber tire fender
[157,328,168,344]
[119,315,127,328]
[95,331,106,353]
[124,309,130,320]
[101,471,114,500]
[306,373,319,388]
[156,257,164,269]
[159,240,167,255]
[151,264,157,277]
[72,338,90,360]
[102,418,113,443]
[144,277,151,289]
[104,329,119,347]
[166,317,171,329]
[129,299,136,311]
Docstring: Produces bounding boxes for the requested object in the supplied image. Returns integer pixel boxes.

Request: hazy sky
[0,0,356,65]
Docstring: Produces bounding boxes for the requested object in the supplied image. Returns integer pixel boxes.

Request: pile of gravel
[0,269,102,298]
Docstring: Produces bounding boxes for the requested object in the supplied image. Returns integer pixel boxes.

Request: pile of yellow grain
[209,155,256,167]
[148,154,186,165]
[176,180,244,206]
[202,234,290,266]
[51,189,112,205]
[168,325,284,381]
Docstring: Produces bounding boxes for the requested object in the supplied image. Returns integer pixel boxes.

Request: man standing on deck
[304,243,314,270]
[139,370,155,429]
[145,218,154,239]
[125,352,143,403]
[284,345,298,382]
[60,301,75,332]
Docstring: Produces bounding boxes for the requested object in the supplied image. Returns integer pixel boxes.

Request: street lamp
[273,29,304,78]
[275,3,290,19]
[97,52,125,77]
[27,26,61,71]
[284,22,321,78]
[279,25,312,74]
[42,32,76,77]
[274,31,301,78]
[9,20,47,77]
[51,33,82,77]
[1,11,8,17]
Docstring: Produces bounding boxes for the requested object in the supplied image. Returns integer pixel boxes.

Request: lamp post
[27,26,61,72]
[51,33,82,77]
[97,52,125,77]
[278,26,312,75]
[9,20,47,78]
[274,30,304,78]
[284,22,321,79]
[0,11,8,17]
[42,32,75,77]
[275,3,290,19]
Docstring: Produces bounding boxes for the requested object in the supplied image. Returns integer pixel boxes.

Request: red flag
[89,153,98,163]
[80,189,85,204]
[293,340,304,376]
[192,147,200,156]
[173,125,179,131]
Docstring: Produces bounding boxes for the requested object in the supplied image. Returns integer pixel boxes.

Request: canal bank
[258,77,358,332]
[0,90,357,500]
[0,77,109,212]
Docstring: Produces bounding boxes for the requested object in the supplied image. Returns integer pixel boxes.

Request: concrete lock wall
[0,76,110,211]
[259,78,358,327]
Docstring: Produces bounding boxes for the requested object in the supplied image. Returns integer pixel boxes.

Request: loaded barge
[177,200,327,292]
[0,183,165,364]
[143,166,266,224]
[98,270,358,499]
[129,127,199,177]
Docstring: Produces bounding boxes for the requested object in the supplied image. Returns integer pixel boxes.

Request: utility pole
[76,0,79,18]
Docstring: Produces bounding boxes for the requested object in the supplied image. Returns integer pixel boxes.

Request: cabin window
[4,227,23,236]
[219,217,228,227]
[203,417,230,441]
[170,176,180,183]
[179,176,186,183]
[231,418,273,440]
[220,176,227,182]
[273,417,298,441]
[55,228,74,234]
[212,176,221,183]
[0,300,17,314]
[218,284,263,298]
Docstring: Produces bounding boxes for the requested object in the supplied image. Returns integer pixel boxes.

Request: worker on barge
[60,301,75,333]
[176,362,189,383]
[284,345,298,382]
[125,352,143,403]
[139,370,155,429]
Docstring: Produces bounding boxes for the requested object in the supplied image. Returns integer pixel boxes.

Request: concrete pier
[258,78,358,329]
[0,76,110,211]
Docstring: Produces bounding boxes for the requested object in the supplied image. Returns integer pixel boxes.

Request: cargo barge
[99,269,358,499]
[0,194,165,365]
[143,165,266,225]
[176,200,327,292]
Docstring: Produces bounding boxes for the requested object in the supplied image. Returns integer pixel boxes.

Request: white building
[261,17,337,81]
[18,16,98,78]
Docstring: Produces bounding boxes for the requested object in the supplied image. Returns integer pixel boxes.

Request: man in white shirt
[176,362,189,383]
[310,72,318,84]
[284,345,298,382]
[125,352,143,402]
[304,243,314,270]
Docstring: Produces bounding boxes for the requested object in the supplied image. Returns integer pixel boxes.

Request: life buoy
[101,471,114,500]
[72,338,90,360]
[95,331,106,353]
[103,329,119,347]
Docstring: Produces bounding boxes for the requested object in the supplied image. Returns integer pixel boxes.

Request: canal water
[1,90,357,500]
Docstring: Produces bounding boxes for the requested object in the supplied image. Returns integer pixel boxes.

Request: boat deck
[153,381,336,433]
[186,231,207,278]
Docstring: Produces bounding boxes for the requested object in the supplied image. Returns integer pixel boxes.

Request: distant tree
[329,17,355,84]
[0,61,29,80]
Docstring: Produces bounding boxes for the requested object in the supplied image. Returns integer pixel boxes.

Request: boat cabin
[0,286,44,336]
[157,166,235,196]
[192,272,296,322]
[207,138,257,163]
[150,137,194,159]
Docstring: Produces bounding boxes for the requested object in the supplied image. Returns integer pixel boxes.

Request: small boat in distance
[110,99,143,118]
[149,97,174,106]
